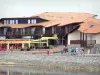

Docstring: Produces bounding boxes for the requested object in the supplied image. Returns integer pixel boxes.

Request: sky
[0,0,100,18]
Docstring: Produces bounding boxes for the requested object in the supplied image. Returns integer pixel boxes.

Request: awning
[31,39,47,43]
[40,36,58,40]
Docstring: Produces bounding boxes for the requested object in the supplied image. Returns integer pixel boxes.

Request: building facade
[0,12,98,51]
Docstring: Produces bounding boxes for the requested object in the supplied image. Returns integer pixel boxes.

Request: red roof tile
[79,18,100,33]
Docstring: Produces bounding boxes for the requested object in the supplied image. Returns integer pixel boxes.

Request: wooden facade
[0,17,47,24]
[0,17,48,39]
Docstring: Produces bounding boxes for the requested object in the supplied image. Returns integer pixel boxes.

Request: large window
[31,19,36,24]
[4,19,18,24]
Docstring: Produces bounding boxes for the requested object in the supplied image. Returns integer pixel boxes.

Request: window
[31,28,35,35]
[6,20,9,24]
[16,20,18,24]
[12,20,14,24]
[31,19,36,24]
[4,20,6,24]
[28,19,30,24]
[34,19,36,24]
[4,28,7,35]
[16,29,18,32]
[10,20,13,24]
[90,25,94,28]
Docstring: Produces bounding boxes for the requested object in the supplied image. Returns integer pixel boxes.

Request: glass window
[16,20,18,24]
[34,19,36,24]
[4,20,6,24]
[12,20,14,24]
[28,19,30,24]
[31,19,36,24]
[10,20,13,24]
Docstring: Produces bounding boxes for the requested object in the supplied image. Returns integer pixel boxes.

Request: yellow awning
[31,39,47,43]
[40,37,58,40]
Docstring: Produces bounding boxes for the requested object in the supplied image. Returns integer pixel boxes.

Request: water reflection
[0,66,100,75]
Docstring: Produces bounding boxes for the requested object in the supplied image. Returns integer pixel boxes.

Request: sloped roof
[0,24,44,28]
[31,12,95,26]
[58,18,83,26]
[82,25,100,34]
[31,12,95,20]
[8,24,43,28]
[0,21,60,28]
[0,24,9,27]
[40,20,60,27]
[0,12,97,29]
[79,18,100,33]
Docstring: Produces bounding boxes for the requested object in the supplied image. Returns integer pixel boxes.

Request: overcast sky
[0,0,100,18]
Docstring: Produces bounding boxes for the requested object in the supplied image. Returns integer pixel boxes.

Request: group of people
[60,46,84,55]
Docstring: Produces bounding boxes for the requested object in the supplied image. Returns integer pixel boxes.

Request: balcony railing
[86,40,96,46]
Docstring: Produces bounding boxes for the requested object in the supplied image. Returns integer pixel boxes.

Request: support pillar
[43,27,45,34]
[22,43,24,49]
[47,40,49,47]
[29,43,30,48]
[80,32,82,47]
[83,33,84,47]
[7,70,10,75]
[7,43,9,51]
[85,34,87,47]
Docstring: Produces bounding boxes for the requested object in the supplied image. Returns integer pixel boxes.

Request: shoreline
[0,53,100,72]
[0,61,100,73]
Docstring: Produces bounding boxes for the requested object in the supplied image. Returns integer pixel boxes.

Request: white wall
[68,30,80,45]
[93,34,100,44]
[68,30,95,45]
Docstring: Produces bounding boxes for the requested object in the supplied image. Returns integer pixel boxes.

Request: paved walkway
[0,48,60,55]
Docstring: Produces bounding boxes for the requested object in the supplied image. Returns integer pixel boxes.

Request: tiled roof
[0,24,9,27]
[79,18,100,33]
[0,24,44,28]
[31,12,95,26]
[0,12,97,29]
[0,21,60,28]
[31,12,95,20]
[9,24,43,28]
[58,19,82,26]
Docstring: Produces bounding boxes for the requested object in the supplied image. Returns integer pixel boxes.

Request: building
[0,12,98,51]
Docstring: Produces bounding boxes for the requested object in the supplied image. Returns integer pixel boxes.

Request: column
[43,27,45,34]
[47,40,49,46]
[22,43,24,49]
[7,70,10,75]
[7,43,9,51]
[80,32,82,47]
[28,43,30,48]
[85,34,87,47]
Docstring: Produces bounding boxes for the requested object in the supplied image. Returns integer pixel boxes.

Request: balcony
[86,40,96,47]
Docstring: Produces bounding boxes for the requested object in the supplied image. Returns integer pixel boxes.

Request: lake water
[0,66,100,75]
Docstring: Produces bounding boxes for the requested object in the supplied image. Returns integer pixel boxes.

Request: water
[0,66,100,75]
